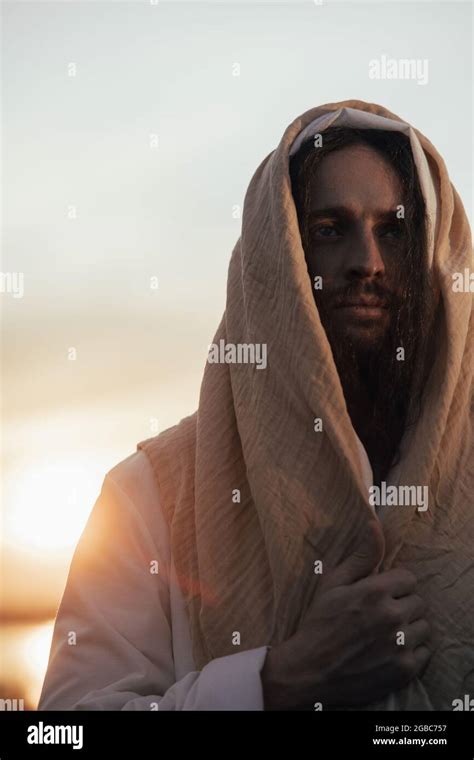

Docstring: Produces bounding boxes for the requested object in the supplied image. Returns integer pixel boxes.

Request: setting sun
[4,457,103,552]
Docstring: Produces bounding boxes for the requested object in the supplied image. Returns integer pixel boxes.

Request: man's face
[304,144,407,354]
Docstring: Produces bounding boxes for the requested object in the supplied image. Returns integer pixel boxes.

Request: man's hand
[262,520,431,710]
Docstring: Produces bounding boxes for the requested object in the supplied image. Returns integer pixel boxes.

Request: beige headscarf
[138,99,473,710]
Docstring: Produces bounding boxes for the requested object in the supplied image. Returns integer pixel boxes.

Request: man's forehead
[305,146,404,214]
[307,204,402,221]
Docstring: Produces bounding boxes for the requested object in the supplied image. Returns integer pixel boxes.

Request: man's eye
[379,223,404,240]
[312,224,340,238]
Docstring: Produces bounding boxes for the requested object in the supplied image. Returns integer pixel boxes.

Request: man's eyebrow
[307,206,401,221]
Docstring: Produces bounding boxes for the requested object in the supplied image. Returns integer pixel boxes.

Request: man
[39,100,473,711]
[290,124,434,490]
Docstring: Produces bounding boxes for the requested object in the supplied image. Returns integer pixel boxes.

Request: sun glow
[4,457,103,552]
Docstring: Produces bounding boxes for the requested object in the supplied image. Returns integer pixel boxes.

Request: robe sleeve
[37,452,270,711]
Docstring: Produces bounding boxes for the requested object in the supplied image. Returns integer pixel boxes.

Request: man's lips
[335,299,389,319]
[336,298,389,308]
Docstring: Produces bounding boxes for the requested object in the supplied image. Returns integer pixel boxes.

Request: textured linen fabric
[137,99,473,710]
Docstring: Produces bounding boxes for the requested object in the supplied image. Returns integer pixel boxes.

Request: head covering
[288,105,439,268]
[139,99,473,709]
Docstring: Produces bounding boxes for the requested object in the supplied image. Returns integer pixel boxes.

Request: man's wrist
[261,637,329,711]
[261,643,295,710]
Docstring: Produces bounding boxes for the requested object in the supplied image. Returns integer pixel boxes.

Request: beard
[316,279,404,397]
[314,276,434,479]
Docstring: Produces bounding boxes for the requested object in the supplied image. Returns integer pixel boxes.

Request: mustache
[322,281,398,309]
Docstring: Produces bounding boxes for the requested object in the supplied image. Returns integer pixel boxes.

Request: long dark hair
[290,127,435,479]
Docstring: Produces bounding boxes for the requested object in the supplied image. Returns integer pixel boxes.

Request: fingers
[322,520,385,590]
[393,593,427,623]
[389,569,418,599]
[380,597,430,648]
[383,619,431,659]
[390,643,432,690]
[353,567,417,598]
[413,644,432,677]
[404,618,432,649]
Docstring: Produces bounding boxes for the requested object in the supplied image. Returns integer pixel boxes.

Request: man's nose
[345,229,385,279]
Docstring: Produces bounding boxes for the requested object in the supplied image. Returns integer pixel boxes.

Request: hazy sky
[2,0,472,612]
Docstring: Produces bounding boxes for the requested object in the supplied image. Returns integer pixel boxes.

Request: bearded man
[39,100,473,711]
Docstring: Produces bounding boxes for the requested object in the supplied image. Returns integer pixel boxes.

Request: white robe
[38,449,270,711]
